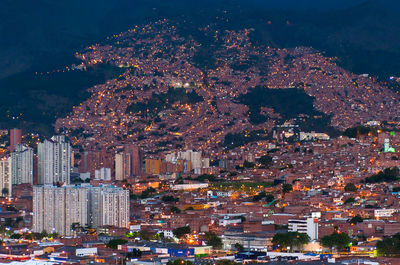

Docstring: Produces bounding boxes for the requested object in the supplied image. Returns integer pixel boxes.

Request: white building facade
[33,184,129,236]
[11,144,33,184]
[288,217,319,240]
[33,185,88,236]
[0,157,12,197]
[38,135,71,184]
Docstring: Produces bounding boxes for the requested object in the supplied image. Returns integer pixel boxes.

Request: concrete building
[38,135,71,185]
[11,144,33,184]
[125,144,142,176]
[9,128,21,152]
[88,185,130,229]
[145,158,162,175]
[33,185,88,236]
[94,167,111,181]
[288,217,319,240]
[33,184,129,236]
[115,152,131,180]
[166,150,209,172]
[374,209,397,218]
[0,157,12,197]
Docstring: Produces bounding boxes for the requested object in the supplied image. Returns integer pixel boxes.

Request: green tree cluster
[205,232,223,249]
[376,233,400,257]
[107,239,128,249]
[320,232,351,251]
[173,226,190,239]
[258,155,273,167]
[272,232,310,251]
[349,215,364,225]
[365,167,400,183]
[162,195,179,203]
[344,183,357,192]
[170,206,181,214]
[282,183,293,194]
[252,191,274,202]
[344,197,356,204]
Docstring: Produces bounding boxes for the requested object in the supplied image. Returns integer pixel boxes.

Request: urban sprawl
[1,20,400,265]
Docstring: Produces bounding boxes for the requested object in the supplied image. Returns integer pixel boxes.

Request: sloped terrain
[54,21,400,154]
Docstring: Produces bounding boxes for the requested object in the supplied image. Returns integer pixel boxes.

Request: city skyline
[1,0,400,264]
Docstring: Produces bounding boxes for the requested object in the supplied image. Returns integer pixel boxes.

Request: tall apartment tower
[38,135,71,185]
[0,157,12,197]
[115,152,131,181]
[125,145,142,176]
[33,185,88,236]
[11,144,34,184]
[33,184,129,235]
[95,168,111,181]
[88,185,129,228]
[9,128,22,152]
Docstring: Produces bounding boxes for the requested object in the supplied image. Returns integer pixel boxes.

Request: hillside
[54,21,400,155]
[2,0,400,133]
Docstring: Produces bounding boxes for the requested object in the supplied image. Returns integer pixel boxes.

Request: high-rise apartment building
[114,145,142,180]
[33,184,129,236]
[9,128,22,152]
[88,185,129,229]
[0,157,12,197]
[115,152,131,181]
[125,145,142,176]
[33,185,88,236]
[11,144,33,184]
[94,167,111,181]
[38,135,71,184]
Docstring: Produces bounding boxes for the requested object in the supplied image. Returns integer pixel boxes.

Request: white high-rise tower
[0,157,12,197]
[33,184,129,236]
[33,185,88,236]
[11,144,34,184]
[38,135,71,184]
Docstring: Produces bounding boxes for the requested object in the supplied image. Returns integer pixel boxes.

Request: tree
[71,222,82,232]
[152,232,164,241]
[265,194,275,203]
[320,232,351,251]
[253,191,266,201]
[205,232,223,249]
[393,186,400,192]
[170,206,181,214]
[344,183,357,192]
[1,188,9,197]
[272,232,310,251]
[234,243,244,252]
[49,232,59,238]
[107,239,128,249]
[173,226,191,239]
[243,160,255,168]
[365,167,400,183]
[349,215,364,225]
[376,233,400,257]
[344,197,356,204]
[140,187,157,198]
[258,155,273,167]
[162,195,179,203]
[10,233,21,239]
[253,191,275,202]
[40,230,48,239]
[282,183,293,194]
